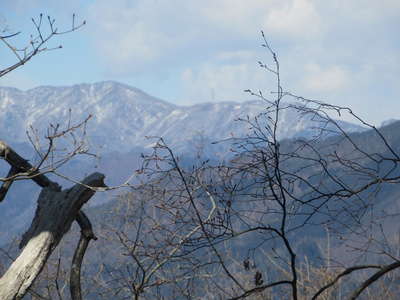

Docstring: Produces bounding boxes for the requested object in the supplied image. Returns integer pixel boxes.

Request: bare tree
[2,18,398,299]
[96,32,400,299]
[0,13,85,77]
[0,15,107,300]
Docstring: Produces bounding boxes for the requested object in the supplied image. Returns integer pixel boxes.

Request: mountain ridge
[0,81,365,154]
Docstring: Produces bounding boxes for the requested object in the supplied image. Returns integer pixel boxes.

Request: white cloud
[83,0,399,125]
[86,0,326,74]
[196,1,271,35]
[303,63,350,92]
[264,0,322,38]
[216,50,256,62]
[323,0,400,23]
[87,1,202,72]
[6,0,398,124]
[180,59,272,104]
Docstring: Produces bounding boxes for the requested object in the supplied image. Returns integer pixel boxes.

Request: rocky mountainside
[0,81,364,155]
[0,81,367,244]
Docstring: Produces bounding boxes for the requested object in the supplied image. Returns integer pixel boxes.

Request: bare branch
[70,211,98,300]
[348,261,400,300]
[0,14,85,78]
[311,265,381,300]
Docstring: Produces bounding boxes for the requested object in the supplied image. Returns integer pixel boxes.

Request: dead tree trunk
[0,141,105,300]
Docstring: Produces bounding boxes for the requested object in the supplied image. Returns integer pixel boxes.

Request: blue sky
[1,0,399,125]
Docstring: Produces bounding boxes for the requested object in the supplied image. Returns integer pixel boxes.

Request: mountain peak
[0,82,365,154]
[381,119,400,128]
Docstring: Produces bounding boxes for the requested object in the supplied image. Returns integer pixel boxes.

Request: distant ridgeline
[0,81,365,156]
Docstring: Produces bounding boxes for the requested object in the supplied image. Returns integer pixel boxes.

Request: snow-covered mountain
[0,81,364,154]
[0,81,371,244]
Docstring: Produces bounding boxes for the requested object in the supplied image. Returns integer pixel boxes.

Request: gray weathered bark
[0,140,53,189]
[70,211,98,300]
[0,140,105,300]
[0,173,105,300]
